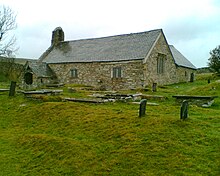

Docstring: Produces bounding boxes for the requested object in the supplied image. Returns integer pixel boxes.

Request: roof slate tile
[43,29,162,63]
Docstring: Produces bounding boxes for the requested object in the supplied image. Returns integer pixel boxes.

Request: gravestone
[139,99,147,117]
[152,83,157,92]
[208,79,211,84]
[9,81,16,97]
[180,100,188,120]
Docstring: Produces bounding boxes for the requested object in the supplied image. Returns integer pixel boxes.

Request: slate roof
[25,61,55,78]
[169,45,197,69]
[42,29,162,63]
[41,29,196,70]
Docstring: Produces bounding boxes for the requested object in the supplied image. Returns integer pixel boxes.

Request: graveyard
[0,73,219,175]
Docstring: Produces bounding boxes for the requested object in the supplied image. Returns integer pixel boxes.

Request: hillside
[0,73,219,175]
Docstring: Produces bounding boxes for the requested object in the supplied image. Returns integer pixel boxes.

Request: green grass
[0,73,219,175]
[0,74,9,83]
[0,73,10,88]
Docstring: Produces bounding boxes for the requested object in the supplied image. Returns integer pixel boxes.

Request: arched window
[157,53,166,74]
[185,71,188,77]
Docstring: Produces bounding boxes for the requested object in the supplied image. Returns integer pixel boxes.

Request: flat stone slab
[0,89,10,92]
[131,102,159,106]
[23,89,63,95]
[91,93,142,101]
[172,95,218,107]
[64,97,104,103]
[141,94,168,101]
[45,83,65,87]
[172,95,218,100]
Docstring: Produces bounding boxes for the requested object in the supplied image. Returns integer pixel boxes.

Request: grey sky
[1,0,220,68]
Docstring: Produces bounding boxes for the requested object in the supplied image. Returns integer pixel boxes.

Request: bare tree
[0,6,17,56]
[0,5,21,93]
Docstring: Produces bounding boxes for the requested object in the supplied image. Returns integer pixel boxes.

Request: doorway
[24,72,33,85]
[190,73,194,82]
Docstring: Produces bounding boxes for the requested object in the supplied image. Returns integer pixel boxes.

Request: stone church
[23,27,196,90]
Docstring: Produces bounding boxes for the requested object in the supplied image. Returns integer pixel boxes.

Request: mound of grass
[0,74,219,175]
[184,81,220,96]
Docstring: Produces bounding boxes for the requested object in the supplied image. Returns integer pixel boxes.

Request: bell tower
[51,27,64,46]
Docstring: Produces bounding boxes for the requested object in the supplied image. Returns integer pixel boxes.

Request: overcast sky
[1,0,220,68]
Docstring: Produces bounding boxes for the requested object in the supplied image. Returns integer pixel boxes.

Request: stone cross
[139,99,147,117]
[180,100,188,120]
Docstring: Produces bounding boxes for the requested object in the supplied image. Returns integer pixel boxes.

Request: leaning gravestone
[180,100,188,120]
[9,81,16,97]
[139,99,147,117]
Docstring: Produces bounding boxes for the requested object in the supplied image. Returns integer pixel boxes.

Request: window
[70,69,78,78]
[157,54,166,74]
[185,71,188,77]
[112,67,122,78]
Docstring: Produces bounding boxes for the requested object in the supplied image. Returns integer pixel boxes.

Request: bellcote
[51,27,64,46]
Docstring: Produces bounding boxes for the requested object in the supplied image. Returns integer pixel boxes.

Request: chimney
[51,27,64,46]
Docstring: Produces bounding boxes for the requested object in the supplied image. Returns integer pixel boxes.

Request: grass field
[0,73,219,175]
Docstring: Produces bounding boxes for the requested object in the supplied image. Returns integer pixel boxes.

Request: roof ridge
[41,28,163,63]
[62,29,162,43]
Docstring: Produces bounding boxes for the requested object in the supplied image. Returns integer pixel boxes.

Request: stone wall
[49,60,144,90]
[21,73,53,90]
[176,66,196,83]
[43,31,196,90]
[143,33,177,86]
[48,33,196,90]
[0,60,23,81]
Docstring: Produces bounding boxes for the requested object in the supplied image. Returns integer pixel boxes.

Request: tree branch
[0,6,17,57]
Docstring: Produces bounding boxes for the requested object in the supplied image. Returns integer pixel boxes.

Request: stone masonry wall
[46,32,195,90]
[176,67,196,83]
[143,33,177,86]
[48,60,144,90]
